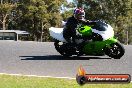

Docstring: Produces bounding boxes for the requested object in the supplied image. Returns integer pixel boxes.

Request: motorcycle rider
[63,8,95,45]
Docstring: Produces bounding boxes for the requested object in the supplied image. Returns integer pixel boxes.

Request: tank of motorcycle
[77,22,114,41]
[77,25,92,36]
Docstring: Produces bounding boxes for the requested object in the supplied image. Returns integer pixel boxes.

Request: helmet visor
[76,12,85,19]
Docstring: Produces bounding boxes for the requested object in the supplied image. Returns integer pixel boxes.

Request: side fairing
[82,37,118,55]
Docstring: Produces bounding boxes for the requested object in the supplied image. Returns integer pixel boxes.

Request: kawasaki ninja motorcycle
[49,20,125,59]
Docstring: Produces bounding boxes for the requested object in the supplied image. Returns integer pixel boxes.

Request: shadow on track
[20,55,111,60]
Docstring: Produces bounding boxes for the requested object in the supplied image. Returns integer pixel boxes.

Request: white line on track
[0,73,131,82]
[0,73,75,79]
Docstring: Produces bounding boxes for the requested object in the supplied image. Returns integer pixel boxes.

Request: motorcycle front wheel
[105,42,125,59]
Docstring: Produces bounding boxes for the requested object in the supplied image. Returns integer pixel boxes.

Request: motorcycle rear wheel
[105,42,125,59]
[54,40,74,57]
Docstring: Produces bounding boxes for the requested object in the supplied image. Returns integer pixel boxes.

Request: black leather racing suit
[63,16,95,43]
[63,16,82,43]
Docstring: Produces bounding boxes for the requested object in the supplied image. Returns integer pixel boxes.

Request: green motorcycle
[49,20,125,59]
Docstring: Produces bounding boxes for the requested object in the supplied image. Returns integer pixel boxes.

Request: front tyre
[105,42,125,59]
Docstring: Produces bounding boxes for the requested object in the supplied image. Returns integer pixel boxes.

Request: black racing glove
[79,20,96,25]
[86,21,96,25]
[78,20,87,25]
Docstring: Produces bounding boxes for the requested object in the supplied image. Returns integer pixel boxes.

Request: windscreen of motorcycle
[92,23,114,41]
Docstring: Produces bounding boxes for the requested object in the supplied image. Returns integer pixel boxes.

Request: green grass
[0,74,131,88]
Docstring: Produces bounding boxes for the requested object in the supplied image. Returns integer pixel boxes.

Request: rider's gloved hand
[87,21,96,25]
[78,19,87,25]
[79,20,96,25]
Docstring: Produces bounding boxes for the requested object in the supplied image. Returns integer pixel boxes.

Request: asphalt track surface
[0,41,132,79]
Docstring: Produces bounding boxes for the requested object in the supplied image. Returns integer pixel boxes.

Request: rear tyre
[54,39,74,57]
[105,42,125,59]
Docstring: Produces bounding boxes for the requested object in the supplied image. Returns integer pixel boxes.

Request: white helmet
[73,8,85,20]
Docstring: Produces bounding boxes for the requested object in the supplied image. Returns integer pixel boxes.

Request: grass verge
[0,74,131,88]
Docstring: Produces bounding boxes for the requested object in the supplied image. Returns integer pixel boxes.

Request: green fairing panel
[82,37,118,55]
[78,25,92,36]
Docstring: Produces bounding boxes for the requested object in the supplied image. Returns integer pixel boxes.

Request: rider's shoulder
[67,16,76,20]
